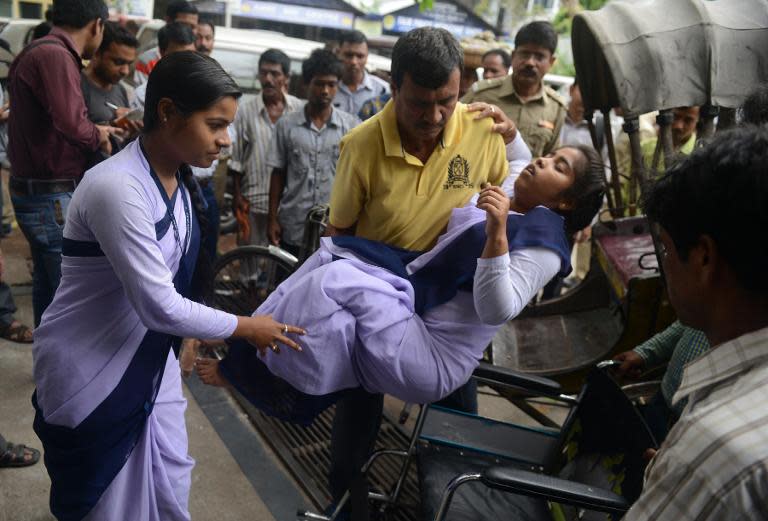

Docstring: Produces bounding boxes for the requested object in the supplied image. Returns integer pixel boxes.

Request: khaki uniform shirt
[462,75,566,157]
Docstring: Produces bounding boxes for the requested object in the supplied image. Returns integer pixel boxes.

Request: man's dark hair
[514,21,558,55]
[482,48,511,69]
[259,48,291,76]
[158,22,195,53]
[31,22,52,41]
[556,144,605,234]
[391,27,463,89]
[642,126,768,295]
[302,48,343,84]
[51,0,108,29]
[339,30,367,47]
[198,18,215,34]
[166,0,198,19]
[97,21,138,53]
[741,83,768,126]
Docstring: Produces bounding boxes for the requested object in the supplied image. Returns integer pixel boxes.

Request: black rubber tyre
[207,245,298,316]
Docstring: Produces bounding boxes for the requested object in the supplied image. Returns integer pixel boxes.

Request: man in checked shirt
[623,126,768,520]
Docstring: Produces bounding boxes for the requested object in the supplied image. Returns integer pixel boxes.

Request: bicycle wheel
[207,245,298,316]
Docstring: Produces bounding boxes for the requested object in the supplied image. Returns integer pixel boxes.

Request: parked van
[136,21,391,93]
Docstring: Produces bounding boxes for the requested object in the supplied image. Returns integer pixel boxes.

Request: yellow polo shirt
[329,101,508,251]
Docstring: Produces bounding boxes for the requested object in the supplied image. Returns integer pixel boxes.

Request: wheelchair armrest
[481,466,631,514]
[473,362,562,397]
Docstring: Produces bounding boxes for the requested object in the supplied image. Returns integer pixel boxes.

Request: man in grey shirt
[332,30,390,116]
[81,22,138,128]
[267,49,360,256]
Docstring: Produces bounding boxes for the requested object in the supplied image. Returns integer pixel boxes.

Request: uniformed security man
[463,21,566,157]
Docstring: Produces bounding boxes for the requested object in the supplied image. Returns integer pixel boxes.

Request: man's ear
[549,54,557,67]
[89,18,102,39]
[693,234,718,285]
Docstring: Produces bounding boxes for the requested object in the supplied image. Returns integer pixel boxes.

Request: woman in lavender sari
[198,145,605,424]
[31,52,304,521]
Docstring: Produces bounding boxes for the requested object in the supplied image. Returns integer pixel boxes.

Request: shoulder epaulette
[544,85,567,108]
[471,77,506,93]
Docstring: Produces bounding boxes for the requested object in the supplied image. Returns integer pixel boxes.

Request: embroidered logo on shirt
[444,155,472,190]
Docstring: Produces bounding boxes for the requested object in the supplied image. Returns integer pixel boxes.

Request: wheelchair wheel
[207,245,298,316]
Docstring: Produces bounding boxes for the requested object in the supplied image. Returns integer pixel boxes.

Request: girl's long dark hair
[144,51,242,301]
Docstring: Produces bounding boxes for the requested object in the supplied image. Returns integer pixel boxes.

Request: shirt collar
[378,100,463,166]
[48,27,84,68]
[256,91,288,115]
[339,71,374,95]
[301,105,341,130]
[498,75,546,104]
[673,325,768,405]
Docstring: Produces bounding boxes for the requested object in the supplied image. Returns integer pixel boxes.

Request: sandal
[0,441,40,468]
[0,321,33,344]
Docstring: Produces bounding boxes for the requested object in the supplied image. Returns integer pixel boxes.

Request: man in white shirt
[624,126,768,520]
[332,30,390,116]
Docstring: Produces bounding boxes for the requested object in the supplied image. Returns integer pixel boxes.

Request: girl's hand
[477,183,511,238]
[233,315,306,356]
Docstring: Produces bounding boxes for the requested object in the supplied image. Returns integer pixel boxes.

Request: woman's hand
[477,183,511,259]
[233,315,306,356]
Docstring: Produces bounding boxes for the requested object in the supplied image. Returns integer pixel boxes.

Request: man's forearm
[268,169,285,221]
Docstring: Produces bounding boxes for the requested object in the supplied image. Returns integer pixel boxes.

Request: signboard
[107,0,154,18]
[382,1,489,38]
[233,0,356,29]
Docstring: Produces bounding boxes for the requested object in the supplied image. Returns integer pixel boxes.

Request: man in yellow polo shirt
[329,39,509,251]
[325,27,516,518]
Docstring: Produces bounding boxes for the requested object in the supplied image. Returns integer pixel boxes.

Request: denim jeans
[11,191,71,326]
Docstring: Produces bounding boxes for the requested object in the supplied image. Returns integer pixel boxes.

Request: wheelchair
[298,361,656,521]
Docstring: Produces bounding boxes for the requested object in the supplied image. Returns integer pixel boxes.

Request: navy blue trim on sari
[62,238,105,257]
[220,208,571,426]
[33,159,201,521]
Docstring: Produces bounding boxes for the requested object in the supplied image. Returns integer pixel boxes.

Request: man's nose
[426,105,442,125]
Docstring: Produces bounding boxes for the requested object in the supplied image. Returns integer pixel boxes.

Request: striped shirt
[229,93,303,214]
[624,325,768,520]
[634,321,710,416]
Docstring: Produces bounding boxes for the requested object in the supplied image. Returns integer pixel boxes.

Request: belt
[10,177,77,196]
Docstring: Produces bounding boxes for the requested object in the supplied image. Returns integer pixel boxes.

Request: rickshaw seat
[595,234,656,288]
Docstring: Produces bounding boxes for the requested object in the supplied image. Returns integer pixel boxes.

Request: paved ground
[0,228,286,521]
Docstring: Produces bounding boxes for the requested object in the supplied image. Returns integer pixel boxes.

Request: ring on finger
[270,343,278,352]
[282,323,288,334]
[490,106,495,113]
